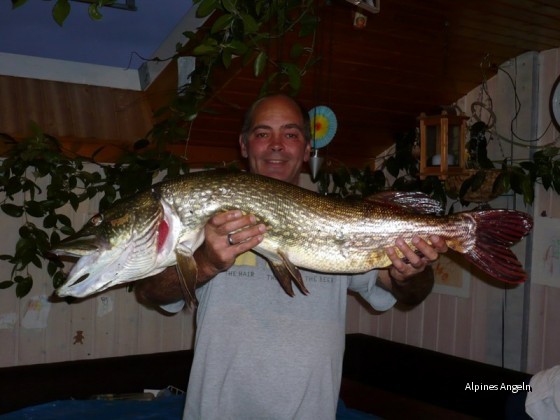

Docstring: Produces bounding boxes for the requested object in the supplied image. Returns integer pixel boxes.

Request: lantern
[418,111,468,179]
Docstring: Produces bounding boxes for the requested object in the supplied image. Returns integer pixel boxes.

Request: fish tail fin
[464,210,533,283]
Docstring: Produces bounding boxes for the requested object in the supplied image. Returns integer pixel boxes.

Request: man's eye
[255,132,268,138]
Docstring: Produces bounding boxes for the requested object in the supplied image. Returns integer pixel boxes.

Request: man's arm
[135,210,266,307]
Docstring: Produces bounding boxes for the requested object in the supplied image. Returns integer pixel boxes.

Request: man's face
[239,96,311,185]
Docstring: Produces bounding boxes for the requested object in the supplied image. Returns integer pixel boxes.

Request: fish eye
[90,214,103,226]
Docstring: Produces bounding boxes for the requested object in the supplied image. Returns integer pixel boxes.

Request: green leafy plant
[317,126,560,211]
[315,130,449,211]
[12,0,113,26]
[446,121,560,206]
[0,125,189,297]
[156,0,319,130]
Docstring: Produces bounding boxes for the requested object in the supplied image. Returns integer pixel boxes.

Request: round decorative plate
[309,106,337,149]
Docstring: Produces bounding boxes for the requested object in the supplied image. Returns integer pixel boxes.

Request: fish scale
[53,170,533,303]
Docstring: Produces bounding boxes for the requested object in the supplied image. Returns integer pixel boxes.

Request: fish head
[53,190,172,298]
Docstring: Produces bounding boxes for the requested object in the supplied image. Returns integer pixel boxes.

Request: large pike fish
[52,170,533,304]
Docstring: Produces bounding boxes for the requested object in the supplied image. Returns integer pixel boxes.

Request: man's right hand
[194,210,266,283]
[135,210,266,306]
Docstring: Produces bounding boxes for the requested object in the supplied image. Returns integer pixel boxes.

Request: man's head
[239,94,311,185]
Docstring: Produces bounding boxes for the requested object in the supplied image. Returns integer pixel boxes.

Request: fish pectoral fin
[269,251,309,297]
[175,245,199,308]
[268,261,296,297]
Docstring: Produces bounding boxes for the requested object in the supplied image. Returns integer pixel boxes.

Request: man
[136,93,448,419]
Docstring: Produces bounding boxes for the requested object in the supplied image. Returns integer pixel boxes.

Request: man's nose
[269,134,284,151]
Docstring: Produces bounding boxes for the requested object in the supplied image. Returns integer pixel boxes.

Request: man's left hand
[387,235,447,282]
[378,235,448,305]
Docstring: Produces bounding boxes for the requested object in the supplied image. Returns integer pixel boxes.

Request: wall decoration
[309,105,337,149]
[97,295,114,317]
[21,295,51,329]
[432,253,471,298]
[0,313,17,329]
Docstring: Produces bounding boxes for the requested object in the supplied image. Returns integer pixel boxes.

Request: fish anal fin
[175,245,199,308]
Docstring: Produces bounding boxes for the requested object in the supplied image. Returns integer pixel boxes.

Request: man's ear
[239,135,248,158]
[303,141,311,162]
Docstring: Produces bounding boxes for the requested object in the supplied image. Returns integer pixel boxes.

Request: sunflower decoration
[309,106,337,149]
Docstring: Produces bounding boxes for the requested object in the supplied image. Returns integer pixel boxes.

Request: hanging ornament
[309,106,338,149]
[308,148,324,181]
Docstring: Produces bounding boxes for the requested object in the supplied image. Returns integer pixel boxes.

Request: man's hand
[135,210,266,306]
[194,210,266,284]
[386,235,447,281]
[377,235,448,305]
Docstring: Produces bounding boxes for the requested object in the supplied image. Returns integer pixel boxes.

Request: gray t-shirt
[163,253,396,420]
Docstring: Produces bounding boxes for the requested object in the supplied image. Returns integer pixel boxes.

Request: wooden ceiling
[149,0,560,169]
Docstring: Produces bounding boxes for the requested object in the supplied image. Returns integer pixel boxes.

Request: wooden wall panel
[0,75,153,152]
[0,74,245,166]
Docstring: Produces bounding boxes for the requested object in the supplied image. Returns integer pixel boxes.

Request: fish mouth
[56,242,136,298]
[55,215,173,298]
[51,234,109,257]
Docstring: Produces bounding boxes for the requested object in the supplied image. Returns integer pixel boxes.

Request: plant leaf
[254,51,267,77]
[1,203,23,218]
[0,281,14,289]
[52,0,71,26]
[211,13,233,34]
[12,0,29,9]
[87,3,103,20]
[196,0,219,17]
[241,12,259,34]
[15,276,33,298]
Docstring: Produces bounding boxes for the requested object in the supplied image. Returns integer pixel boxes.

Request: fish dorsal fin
[365,191,444,215]
[267,250,309,297]
[175,244,199,308]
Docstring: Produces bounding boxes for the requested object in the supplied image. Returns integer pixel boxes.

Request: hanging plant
[447,120,560,206]
[2,0,321,297]
[316,122,560,214]
[12,0,114,26]
[315,130,449,211]
[158,0,319,128]
[0,124,189,297]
